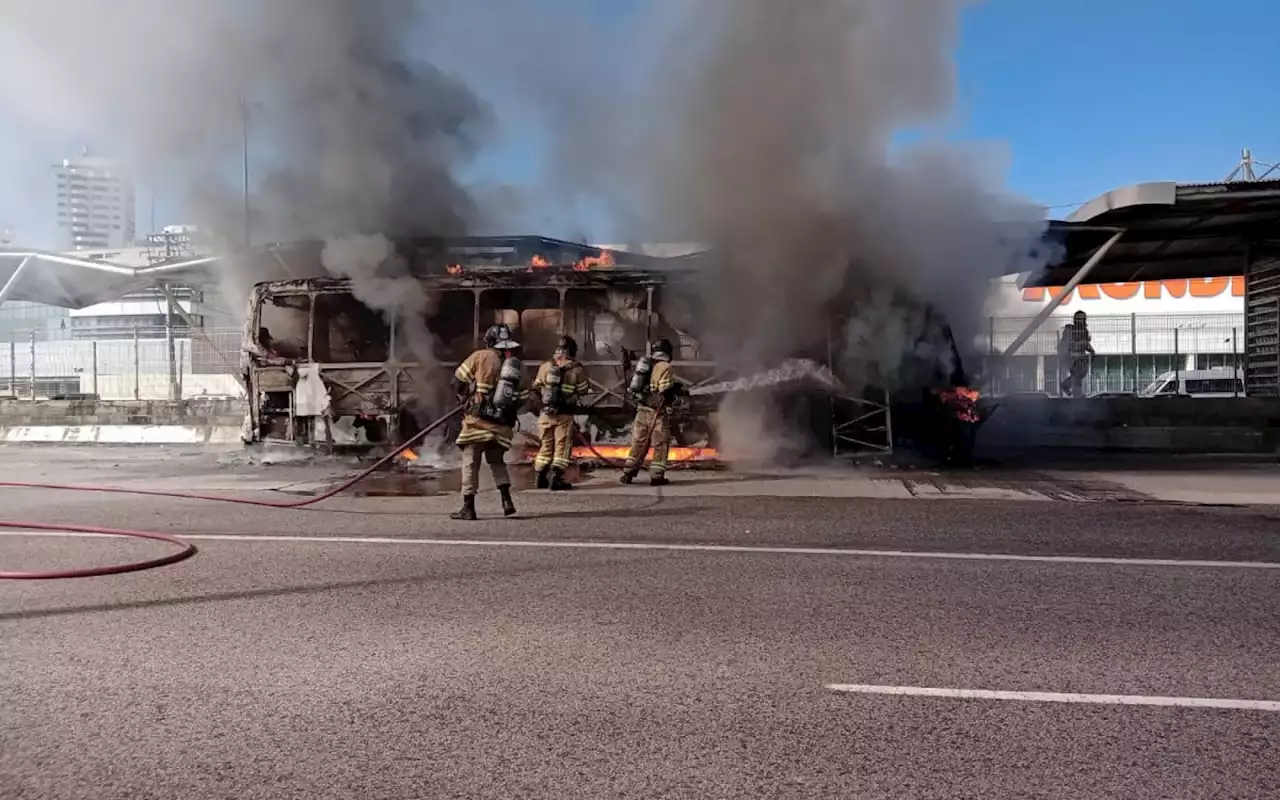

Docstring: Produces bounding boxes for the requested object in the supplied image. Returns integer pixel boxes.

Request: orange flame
[573,249,616,271]
[446,264,463,276]
[935,386,980,423]
[397,449,419,462]
[528,254,552,270]
[523,445,718,463]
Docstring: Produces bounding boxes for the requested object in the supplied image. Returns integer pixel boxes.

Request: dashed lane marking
[825,684,1280,712]
[2,531,1279,570]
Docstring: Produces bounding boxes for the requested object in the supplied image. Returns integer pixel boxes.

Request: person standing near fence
[1058,310,1095,397]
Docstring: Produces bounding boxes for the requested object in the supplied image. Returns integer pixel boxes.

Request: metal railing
[0,326,243,401]
[0,312,1252,402]
[977,312,1246,396]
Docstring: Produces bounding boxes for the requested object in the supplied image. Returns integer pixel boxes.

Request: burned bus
[240,237,726,457]
[239,235,973,462]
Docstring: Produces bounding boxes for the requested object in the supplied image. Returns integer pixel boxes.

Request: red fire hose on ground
[0,405,465,581]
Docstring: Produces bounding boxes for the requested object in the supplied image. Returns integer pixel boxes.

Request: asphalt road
[2,469,1279,798]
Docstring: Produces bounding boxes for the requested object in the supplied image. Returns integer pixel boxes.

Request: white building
[53,152,136,250]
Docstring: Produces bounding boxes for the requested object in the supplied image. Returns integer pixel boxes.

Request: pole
[163,285,178,401]
[157,282,246,392]
[1002,230,1124,359]
[29,330,36,403]
[8,340,14,397]
[1130,312,1137,393]
[91,340,99,398]
[1232,327,1239,398]
[241,98,251,249]
[133,326,141,401]
[1174,328,1180,393]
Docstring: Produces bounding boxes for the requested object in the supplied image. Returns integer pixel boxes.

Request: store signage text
[1021,276,1245,304]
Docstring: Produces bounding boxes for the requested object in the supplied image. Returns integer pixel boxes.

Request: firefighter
[1058,310,1095,397]
[449,323,527,520]
[620,338,684,486]
[532,335,589,490]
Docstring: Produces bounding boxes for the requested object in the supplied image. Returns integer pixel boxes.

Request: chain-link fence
[0,326,243,401]
[977,312,1246,396]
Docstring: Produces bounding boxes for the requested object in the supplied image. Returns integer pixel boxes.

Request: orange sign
[1022,276,1245,304]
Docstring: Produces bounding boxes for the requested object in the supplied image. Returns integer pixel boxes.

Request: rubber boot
[498,484,517,516]
[620,467,639,485]
[549,468,574,491]
[649,475,670,487]
[450,494,477,521]
[535,467,550,489]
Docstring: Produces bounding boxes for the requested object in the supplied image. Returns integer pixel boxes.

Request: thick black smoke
[2,0,1050,459]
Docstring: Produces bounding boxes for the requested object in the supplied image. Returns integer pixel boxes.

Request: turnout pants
[534,413,575,472]
[625,406,671,476]
[1060,356,1090,397]
[459,441,510,496]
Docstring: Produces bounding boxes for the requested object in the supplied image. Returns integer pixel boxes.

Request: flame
[528,254,552,270]
[523,445,718,463]
[934,386,980,423]
[573,249,616,271]
[397,449,419,462]
[446,264,463,276]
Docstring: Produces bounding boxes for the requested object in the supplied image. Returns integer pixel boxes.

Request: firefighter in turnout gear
[450,323,528,520]
[1058,310,1095,397]
[621,338,684,486]
[532,335,589,490]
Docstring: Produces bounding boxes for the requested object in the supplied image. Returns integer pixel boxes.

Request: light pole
[241,98,251,249]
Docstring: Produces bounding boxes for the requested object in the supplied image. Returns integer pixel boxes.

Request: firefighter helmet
[1073,310,1087,323]
[651,338,674,359]
[484,323,519,350]
[554,334,578,360]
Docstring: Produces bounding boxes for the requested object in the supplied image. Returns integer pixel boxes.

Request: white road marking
[2,531,1279,570]
[824,684,1280,712]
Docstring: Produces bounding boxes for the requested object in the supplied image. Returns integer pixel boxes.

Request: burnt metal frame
[244,265,897,453]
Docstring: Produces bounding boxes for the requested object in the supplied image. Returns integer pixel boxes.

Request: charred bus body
[240,236,979,461]
[241,237,722,453]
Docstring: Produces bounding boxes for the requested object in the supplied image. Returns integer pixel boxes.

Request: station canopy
[0,236,660,310]
[0,249,221,309]
[1022,179,1280,288]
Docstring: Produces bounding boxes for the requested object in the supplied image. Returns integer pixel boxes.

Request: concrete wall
[978,396,1280,454]
[0,397,246,427]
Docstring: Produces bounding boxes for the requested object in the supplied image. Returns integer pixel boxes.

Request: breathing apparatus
[628,339,674,402]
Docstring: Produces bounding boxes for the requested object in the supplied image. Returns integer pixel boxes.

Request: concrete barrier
[0,397,245,428]
[0,425,242,445]
[979,395,1280,454]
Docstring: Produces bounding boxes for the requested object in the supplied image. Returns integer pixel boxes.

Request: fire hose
[0,405,465,581]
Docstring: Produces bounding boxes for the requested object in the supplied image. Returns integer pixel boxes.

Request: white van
[1138,368,1245,398]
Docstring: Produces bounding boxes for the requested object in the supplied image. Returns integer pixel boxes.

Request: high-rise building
[53,151,136,250]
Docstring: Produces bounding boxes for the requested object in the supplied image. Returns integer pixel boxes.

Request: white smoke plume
[617,1,1048,379]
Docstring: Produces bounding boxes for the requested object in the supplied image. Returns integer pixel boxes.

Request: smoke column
[569,0,1051,459]
[0,0,490,323]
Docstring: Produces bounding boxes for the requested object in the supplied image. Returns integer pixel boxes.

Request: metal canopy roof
[0,237,655,309]
[0,249,221,309]
[1020,179,1280,288]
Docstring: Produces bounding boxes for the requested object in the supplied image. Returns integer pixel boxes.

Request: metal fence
[977,312,1247,396]
[0,312,1252,402]
[0,326,244,401]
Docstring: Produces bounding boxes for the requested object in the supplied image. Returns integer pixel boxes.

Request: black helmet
[652,338,674,358]
[1073,310,1087,322]
[484,323,519,350]
[554,334,578,359]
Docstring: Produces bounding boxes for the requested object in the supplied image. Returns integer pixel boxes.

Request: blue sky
[3,0,1276,246]
[954,0,1278,209]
